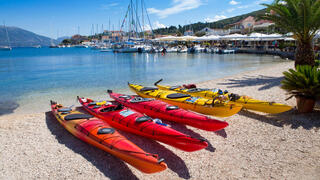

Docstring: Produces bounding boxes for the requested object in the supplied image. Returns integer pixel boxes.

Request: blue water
[0,47,285,113]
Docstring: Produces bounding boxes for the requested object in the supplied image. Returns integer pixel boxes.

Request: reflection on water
[0,48,286,113]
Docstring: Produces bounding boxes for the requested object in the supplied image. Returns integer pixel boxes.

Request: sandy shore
[1,61,319,179]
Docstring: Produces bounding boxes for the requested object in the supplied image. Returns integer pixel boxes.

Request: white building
[184,30,194,36]
[198,27,229,36]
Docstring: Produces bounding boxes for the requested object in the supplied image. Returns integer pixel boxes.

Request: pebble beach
[0,61,319,179]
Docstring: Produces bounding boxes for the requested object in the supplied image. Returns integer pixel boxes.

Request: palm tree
[262,0,320,66]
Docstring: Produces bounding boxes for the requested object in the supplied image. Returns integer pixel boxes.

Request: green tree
[195,31,206,37]
[176,31,182,36]
[62,39,71,45]
[262,0,320,66]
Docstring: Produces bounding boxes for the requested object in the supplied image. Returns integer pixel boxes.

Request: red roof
[254,19,273,25]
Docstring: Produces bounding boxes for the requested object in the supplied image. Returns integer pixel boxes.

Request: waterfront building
[228,16,273,33]
[184,30,194,36]
[198,27,230,36]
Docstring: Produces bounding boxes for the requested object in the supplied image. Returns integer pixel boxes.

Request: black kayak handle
[154,78,163,86]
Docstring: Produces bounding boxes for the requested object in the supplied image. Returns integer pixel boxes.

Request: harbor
[0,48,287,114]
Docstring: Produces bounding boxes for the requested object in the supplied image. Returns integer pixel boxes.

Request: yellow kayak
[128,83,243,117]
[154,79,292,114]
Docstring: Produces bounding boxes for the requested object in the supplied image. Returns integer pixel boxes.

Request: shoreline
[1,61,319,179]
[10,54,287,115]
[197,61,295,103]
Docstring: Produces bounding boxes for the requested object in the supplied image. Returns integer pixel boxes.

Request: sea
[0,47,286,114]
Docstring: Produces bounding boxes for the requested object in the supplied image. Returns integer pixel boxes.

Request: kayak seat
[136,116,152,123]
[130,96,153,103]
[228,93,240,101]
[187,88,209,93]
[93,105,101,109]
[166,93,191,99]
[166,106,180,110]
[88,102,97,106]
[100,104,124,112]
[64,113,93,121]
[140,87,158,91]
[169,86,180,90]
[97,128,115,134]
[119,95,132,100]
[58,108,72,112]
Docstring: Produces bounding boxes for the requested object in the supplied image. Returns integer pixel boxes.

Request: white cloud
[109,3,118,7]
[147,0,203,19]
[204,15,227,22]
[101,3,119,9]
[229,0,239,5]
[278,1,287,5]
[220,0,272,15]
[227,8,235,13]
[154,21,167,29]
[143,21,167,30]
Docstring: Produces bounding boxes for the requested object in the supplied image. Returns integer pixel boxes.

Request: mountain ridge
[0,26,58,47]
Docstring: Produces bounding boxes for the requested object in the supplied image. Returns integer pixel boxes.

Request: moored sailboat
[0,22,12,51]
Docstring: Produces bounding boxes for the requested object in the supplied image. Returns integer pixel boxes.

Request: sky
[0,0,273,39]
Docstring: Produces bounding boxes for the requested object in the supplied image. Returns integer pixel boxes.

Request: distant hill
[153,8,267,35]
[0,26,58,47]
[202,8,267,29]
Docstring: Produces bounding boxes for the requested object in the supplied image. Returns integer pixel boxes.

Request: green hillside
[153,8,267,35]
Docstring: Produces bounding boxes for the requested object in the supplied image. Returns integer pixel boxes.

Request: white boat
[195,45,205,53]
[134,44,147,53]
[117,47,138,53]
[114,41,139,53]
[91,46,101,50]
[0,46,12,51]
[1,22,12,51]
[166,47,178,53]
[100,47,113,52]
[188,45,205,53]
[216,49,236,54]
[223,49,236,54]
[177,46,187,53]
[210,47,219,53]
[141,45,153,53]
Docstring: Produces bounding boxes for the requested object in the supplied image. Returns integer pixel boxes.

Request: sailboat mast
[128,0,131,39]
[143,0,154,36]
[141,0,145,39]
[131,0,134,39]
[3,21,11,48]
[136,0,138,38]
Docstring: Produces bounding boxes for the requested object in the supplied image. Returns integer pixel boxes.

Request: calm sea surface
[0,47,286,114]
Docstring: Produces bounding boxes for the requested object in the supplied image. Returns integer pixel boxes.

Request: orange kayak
[50,100,167,174]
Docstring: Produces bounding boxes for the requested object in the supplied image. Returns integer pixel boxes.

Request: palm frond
[281,65,320,99]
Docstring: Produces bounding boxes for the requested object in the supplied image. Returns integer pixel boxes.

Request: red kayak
[108,91,229,131]
[78,96,208,152]
[51,101,167,173]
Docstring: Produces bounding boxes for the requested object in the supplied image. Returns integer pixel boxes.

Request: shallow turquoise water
[0,48,285,114]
